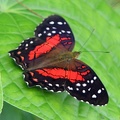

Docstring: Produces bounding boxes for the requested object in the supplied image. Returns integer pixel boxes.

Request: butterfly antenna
[16,0,44,19]
[81,50,110,53]
[79,29,109,53]
[79,29,95,51]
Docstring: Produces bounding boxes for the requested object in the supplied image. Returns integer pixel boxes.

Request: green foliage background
[0,0,120,120]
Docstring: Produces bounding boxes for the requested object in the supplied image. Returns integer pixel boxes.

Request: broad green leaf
[0,102,40,120]
[0,0,120,120]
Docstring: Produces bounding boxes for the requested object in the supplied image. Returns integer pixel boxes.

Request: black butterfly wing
[9,15,75,70]
[35,15,75,51]
[65,59,109,106]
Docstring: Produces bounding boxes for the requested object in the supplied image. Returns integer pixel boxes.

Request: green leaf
[0,0,120,120]
[0,102,39,120]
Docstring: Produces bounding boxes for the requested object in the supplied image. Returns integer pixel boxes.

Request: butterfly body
[9,15,108,106]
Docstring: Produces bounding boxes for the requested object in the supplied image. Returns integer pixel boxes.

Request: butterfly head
[73,51,80,59]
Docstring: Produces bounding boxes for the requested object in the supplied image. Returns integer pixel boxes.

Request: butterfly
[9,15,108,106]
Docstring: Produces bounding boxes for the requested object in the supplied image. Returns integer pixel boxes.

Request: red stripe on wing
[28,34,70,60]
[36,68,85,83]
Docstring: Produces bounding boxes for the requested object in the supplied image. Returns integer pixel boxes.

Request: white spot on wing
[13,58,16,62]
[50,90,54,92]
[68,86,73,91]
[87,80,90,83]
[64,22,66,24]
[91,80,94,84]
[19,65,24,70]
[44,87,48,90]
[21,40,24,43]
[76,83,81,87]
[102,88,104,90]
[61,30,65,33]
[55,84,59,87]
[88,88,91,91]
[8,52,11,56]
[98,89,102,94]
[52,31,56,34]
[74,97,77,99]
[46,27,50,30]
[47,33,51,36]
[82,83,87,87]
[57,21,63,25]
[48,83,52,86]
[38,33,42,37]
[57,91,62,93]
[92,94,97,98]
[81,100,84,102]
[49,21,54,24]
[23,74,25,79]
[67,31,71,34]
[36,85,41,87]
[94,76,97,80]
[25,44,28,47]
[52,27,57,29]
[25,81,29,85]
[86,101,89,104]
[30,41,33,44]
[82,90,86,93]
[76,88,79,91]
[43,31,46,34]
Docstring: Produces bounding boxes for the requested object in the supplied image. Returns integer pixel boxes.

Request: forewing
[35,15,75,51]
[9,15,74,70]
[9,37,43,69]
